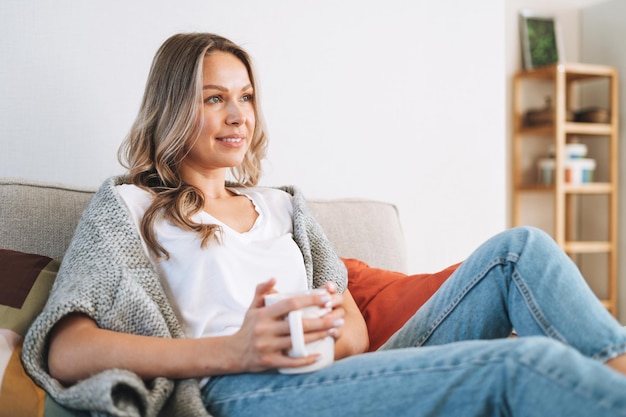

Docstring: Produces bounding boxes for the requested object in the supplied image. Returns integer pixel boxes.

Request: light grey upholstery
[307,199,407,273]
[0,178,408,273]
[0,178,95,260]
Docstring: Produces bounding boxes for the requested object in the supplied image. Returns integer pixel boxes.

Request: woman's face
[181,51,256,179]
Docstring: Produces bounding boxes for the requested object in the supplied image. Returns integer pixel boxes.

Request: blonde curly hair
[118,33,268,259]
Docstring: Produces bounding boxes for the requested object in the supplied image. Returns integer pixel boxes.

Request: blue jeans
[202,226,626,416]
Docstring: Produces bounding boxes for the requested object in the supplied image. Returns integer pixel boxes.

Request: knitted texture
[278,184,348,293]
[21,176,347,417]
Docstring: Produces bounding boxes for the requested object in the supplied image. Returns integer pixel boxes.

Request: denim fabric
[202,227,626,417]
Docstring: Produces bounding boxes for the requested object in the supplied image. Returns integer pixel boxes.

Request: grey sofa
[0,177,407,272]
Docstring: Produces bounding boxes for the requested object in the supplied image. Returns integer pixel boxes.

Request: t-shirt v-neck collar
[197,188,262,236]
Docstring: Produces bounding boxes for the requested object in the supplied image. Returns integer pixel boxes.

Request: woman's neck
[180,167,231,199]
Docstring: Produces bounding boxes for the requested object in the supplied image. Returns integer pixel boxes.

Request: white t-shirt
[117,184,308,339]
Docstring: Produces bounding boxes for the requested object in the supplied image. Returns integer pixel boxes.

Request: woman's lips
[216,136,245,146]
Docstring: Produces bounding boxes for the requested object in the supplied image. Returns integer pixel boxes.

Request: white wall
[0,0,506,274]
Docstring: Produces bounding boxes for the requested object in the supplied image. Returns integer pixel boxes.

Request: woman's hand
[326,282,370,359]
[229,278,347,373]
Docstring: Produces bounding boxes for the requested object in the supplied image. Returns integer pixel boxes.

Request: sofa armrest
[0,178,96,260]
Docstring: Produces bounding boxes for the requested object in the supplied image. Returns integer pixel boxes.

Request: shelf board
[516,62,616,81]
[516,183,613,194]
[563,183,613,193]
[517,122,611,136]
[515,185,554,192]
[563,241,612,253]
[564,122,612,135]
[517,124,554,135]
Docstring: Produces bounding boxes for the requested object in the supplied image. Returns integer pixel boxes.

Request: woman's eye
[241,94,254,102]
[205,96,221,104]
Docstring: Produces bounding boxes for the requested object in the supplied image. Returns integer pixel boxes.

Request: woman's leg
[203,226,626,416]
[203,337,626,417]
[381,226,626,362]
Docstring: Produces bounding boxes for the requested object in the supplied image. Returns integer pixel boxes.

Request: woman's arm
[48,313,236,385]
[48,279,347,385]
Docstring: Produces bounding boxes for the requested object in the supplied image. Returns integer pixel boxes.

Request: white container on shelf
[537,157,595,185]
[538,158,555,185]
[565,158,595,184]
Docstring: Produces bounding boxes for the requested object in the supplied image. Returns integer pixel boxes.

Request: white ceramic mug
[264,288,335,374]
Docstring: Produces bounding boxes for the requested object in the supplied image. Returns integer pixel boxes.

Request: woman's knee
[505,226,552,244]
[495,226,559,259]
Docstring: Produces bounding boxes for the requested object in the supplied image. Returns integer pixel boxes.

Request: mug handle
[287,310,308,357]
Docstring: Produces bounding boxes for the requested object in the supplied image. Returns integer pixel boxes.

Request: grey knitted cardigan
[22,176,347,417]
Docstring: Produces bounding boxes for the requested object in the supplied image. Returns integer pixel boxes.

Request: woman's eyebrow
[202,84,253,91]
[203,84,226,91]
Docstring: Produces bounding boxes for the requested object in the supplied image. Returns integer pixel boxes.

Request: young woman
[23,33,626,417]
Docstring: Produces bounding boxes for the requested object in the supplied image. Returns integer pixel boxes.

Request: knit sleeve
[280,185,348,293]
[20,177,205,417]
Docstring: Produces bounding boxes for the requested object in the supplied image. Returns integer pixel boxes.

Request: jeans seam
[413,257,506,347]
[591,342,626,362]
[509,262,568,344]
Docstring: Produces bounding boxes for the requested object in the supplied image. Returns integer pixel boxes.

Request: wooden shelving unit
[512,63,619,315]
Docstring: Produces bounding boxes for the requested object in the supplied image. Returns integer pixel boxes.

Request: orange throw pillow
[344,258,461,351]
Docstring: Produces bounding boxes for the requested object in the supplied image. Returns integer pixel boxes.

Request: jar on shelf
[537,157,595,185]
[565,158,595,184]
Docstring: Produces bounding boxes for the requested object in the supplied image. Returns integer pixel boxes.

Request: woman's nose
[226,102,245,125]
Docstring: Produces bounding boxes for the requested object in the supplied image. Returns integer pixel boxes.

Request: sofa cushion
[344,258,461,351]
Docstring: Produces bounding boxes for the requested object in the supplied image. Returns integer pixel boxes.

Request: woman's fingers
[250,278,277,309]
